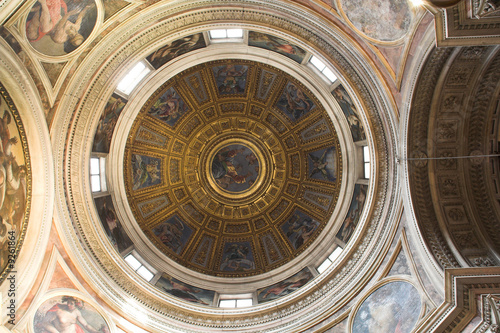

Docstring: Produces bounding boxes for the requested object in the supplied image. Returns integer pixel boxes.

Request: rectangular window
[117,62,151,95]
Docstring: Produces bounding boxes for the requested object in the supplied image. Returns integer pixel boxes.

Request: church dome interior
[1,0,500,332]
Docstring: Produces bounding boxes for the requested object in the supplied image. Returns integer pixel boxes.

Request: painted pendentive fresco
[220,241,256,272]
[0,87,29,281]
[307,146,337,182]
[257,268,313,303]
[276,81,316,121]
[352,281,422,333]
[33,295,110,333]
[156,274,215,306]
[92,93,127,153]
[146,33,206,69]
[336,184,367,243]
[212,64,248,95]
[94,196,133,253]
[153,215,193,254]
[26,0,98,56]
[211,144,259,192]
[131,154,161,190]
[248,31,307,63]
[339,0,411,42]
[332,84,366,142]
[281,210,320,250]
[147,87,189,127]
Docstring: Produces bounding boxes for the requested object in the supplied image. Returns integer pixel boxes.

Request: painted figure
[147,34,206,69]
[257,268,313,303]
[220,243,255,271]
[156,274,215,306]
[27,0,94,47]
[155,217,185,253]
[132,155,160,190]
[37,296,108,333]
[148,88,188,127]
[277,82,314,120]
[285,214,319,250]
[93,95,126,153]
[213,65,248,94]
[248,32,306,63]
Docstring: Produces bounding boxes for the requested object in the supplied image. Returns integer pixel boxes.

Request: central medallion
[211,144,260,193]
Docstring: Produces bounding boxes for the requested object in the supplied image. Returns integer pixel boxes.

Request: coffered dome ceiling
[124,60,342,277]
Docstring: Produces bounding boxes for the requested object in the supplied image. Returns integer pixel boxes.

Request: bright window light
[125,254,141,270]
[317,259,331,274]
[227,29,243,38]
[322,67,337,82]
[117,62,151,95]
[90,158,101,192]
[219,299,236,308]
[209,29,227,39]
[137,266,154,282]
[310,56,337,83]
[310,56,326,71]
[328,247,343,262]
[363,146,370,179]
[236,299,253,308]
[209,29,244,41]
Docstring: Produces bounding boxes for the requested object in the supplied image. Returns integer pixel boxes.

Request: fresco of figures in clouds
[336,184,367,243]
[93,93,127,153]
[156,273,215,306]
[332,84,366,142]
[146,33,206,69]
[26,0,98,56]
[339,0,411,42]
[94,195,133,253]
[248,31,307,63]
[33,295,110,333]
[0,88,28,280]
[257,268,313,303]
[352,281,421,333]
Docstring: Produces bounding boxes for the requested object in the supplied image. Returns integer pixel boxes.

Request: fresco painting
[339,0,411,41]
[0,91,28,278]
[93,93,127,153]
[248,31,307,63]
[33,295,109,333]
[276,81,316,121]
[146,33,206,69]
[156,274,215,306]
[352,281,421,333]
[94,196,133,253]
[307,146,337,182]
[148,87,189,127]
[332,84,366,142]
[131,154,161,190]
[336,184,367,243]
[220,241,255,272]
[281,210,320,250]
[257,268,313,303]
[212,64,248,95]
[26,0,98,56]
[153,215,193,254]
[211,144,259,192]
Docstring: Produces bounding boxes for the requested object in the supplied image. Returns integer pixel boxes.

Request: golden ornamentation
[124,60,342,277]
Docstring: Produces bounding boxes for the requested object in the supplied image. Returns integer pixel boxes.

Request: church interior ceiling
[1,0,500,332]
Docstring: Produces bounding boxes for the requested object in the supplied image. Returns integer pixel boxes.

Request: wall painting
[276,81,316,121]
[33,295,109,333]
[212,64,249,95]
[307,146,337,182]
[131,154,161,190]
[156,274,215,306]
[281,210,320,251]
[332,84,366,142]
[336,184,367,243]
[94,195,133,253]
[220,241,255,272]
[93,93,127,153]
[146,33,206,69]
[147,87,189,127]
[352,281,421,333]
[26,0,98,56]
[152,215,193,255]
[0,86,29,282]
[248,31,307,63]
[257,268,313,303]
